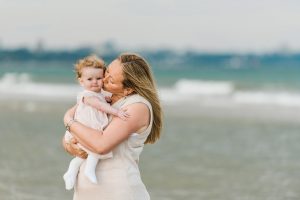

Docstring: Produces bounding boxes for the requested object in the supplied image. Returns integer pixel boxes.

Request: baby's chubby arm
[83,96,129,120]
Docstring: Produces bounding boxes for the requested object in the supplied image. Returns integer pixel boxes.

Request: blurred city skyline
[1,0,300,53]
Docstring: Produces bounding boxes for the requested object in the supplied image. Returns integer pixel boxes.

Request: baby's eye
[97,77,102,80]
[87,78,92,81]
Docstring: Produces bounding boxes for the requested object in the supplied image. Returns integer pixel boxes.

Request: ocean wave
[0,73,80,100]
[159,79,300,107]
[1,74,300,107]
[159,79,234,102]
[174,79,234,95]
[233,91,300,107]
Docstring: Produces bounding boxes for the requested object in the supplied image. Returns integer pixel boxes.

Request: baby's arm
[83,96,129,120]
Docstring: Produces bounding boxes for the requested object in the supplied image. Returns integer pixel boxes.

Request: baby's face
[79,67,104,93]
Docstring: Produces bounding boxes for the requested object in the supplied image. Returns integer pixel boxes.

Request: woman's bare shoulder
[121,103,150,133]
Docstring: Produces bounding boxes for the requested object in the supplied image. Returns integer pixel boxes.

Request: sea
[0,57,300,200]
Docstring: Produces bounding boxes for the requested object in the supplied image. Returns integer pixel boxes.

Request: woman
[63,53,162,200]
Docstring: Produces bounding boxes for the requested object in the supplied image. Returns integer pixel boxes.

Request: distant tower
[103,40,116,53]
[0,38,3,50]
[94,40,117,55]
[34,38,45,53]
[277,43,291,56]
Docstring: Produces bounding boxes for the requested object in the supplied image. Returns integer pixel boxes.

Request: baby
[63,55,128,190]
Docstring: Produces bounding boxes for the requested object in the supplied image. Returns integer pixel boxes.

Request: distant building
[93,40,118,55]
[34,39,45,53]
[0,38,3,50]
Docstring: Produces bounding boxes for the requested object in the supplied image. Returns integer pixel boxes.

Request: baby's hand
[117,108,130,121]
[105,96,112,104]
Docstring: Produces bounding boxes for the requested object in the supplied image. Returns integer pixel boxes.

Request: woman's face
[103,59,125,96]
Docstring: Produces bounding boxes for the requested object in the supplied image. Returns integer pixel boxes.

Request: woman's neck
[111,94,125,104]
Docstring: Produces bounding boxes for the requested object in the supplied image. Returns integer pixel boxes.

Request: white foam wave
[175,79,234,96]
[0,73,80,100]
[1,74,300,108]
[159,79,234,103]
[233,91,300,107]
[159,79,300,108]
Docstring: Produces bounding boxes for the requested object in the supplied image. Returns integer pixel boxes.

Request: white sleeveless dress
[73,94,153,200]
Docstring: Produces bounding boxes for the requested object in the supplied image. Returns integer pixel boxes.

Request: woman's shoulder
[123,94,152,109]
[123,94,153,125]
[122,95,153,134]
[113,94,153,119]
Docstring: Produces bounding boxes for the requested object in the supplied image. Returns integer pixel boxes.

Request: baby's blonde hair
[74,55,106,78]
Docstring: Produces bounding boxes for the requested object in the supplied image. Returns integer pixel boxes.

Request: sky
[1,0,300,53]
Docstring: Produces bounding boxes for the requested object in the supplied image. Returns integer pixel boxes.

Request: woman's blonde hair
[118,53,162,144]
[74,55,106,78]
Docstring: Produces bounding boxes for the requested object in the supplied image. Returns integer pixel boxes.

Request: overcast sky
[1,0,300,52]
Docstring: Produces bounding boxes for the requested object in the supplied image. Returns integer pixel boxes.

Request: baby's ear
[78,78,84,86]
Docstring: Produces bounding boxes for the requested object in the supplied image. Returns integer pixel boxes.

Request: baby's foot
[84,170,98,184]
[63,172,76,190]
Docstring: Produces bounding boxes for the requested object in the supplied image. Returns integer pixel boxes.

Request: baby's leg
[63,157,84,190]
[84,154,100,184]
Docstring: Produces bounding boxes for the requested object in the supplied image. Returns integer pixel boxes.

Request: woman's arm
[64,103,150,155]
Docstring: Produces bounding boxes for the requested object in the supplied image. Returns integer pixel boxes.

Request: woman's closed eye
[109,77,114,83]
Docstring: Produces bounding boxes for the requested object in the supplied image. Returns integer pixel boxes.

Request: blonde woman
[63,53,162,200]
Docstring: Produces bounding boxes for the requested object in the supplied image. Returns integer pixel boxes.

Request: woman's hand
[62,137,88,159]
[62,104,88,159]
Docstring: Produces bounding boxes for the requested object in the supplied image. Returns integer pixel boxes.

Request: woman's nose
[103,75,108,83]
